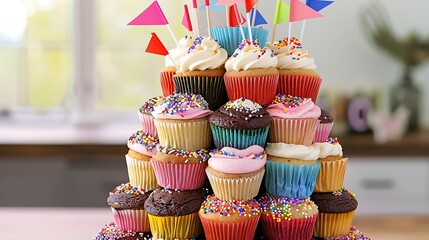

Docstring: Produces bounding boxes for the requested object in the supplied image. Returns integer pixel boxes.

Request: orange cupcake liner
[277,74,321,102]
[199,213,260,240]
[314,158,348,192]
[159,70,176,96]
[268,117,320,146]
[313,211,355,238]
[224,75,279,105]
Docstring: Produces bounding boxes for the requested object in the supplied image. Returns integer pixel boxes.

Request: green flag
[274,0,290,24]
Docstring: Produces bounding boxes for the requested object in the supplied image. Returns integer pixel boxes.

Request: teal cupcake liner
[211,27,269,56]
[264,160,320,199]
[210,124,270,149]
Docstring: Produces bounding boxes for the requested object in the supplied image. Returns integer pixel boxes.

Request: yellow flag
[274,0,290,24]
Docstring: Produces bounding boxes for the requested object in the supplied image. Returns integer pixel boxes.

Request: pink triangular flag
[290,0,323,22]
[216,0,244,6]
[182,4,193,31]
[128,1,169,25]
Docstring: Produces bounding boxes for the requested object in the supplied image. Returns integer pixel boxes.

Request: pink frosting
[127,142,157,157]
[208,145,266,174]
[152,105,212,119]
[150,93,212,119]
[267,97,321,119]
[127,130,158,157]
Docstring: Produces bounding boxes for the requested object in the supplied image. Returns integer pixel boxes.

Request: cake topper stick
[146,32,178,70]
[205,0,212,37]
[272,0,290,43]
[289,0,324,46]
[245,0,258,41]
[251,2,258,27]
[128,0,179,47]
[182,4,193,36]
[226,5,230,26]
[300,0,333,43]
[192,0,201,37]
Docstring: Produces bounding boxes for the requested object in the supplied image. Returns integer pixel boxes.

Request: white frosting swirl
[178,36,228,72]
[225,40,278,72]
[265,142,320,161]
[165,36,193,67]
[265,38,316,70]
[314,142,343,158]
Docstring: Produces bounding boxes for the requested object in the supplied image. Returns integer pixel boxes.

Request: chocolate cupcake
[93,222,152,240]
[107,183,152,232]
[311,189,358,238]
[209,98,272,149]
[314,109,334,143]
[144,188,207,240]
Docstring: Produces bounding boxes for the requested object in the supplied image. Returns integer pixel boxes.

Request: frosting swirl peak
[225,39,278,71]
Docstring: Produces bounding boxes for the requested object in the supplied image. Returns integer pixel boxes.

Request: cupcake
[125,130,159,190]
[224,39,279,105]
[206,145,266,201]
[313,109,334,143]
[209,98,272,149]
[150,145,209,190]
[138,96,162,138]
[144,188,207,240]
[199,194,261,240]
[259,194,318,240]
[264,142,320,199]
[107,183,152,232]
[173,36,228,110]
[265,37,321,102]
[93,222,152,240]
[267,94,321,146]
[160,35,193,96]
[312,226,371,240]
[211,27,269,56]
[314,137,348,192]
[152,93,212,151]
[311,189,358,238]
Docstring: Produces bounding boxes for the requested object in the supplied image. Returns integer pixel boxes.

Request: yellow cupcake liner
[313,211,355,238]
[314,158,348,192]
[155,118,212,151]
[206,169,265,201]
[148,212,202,240]
[126,154,158,191]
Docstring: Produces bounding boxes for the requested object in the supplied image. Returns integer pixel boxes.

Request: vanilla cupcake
[138,96,162,138]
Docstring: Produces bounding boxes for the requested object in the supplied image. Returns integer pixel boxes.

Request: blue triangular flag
[306,0,333,12]
[250,8,267,26]
[199,0,225,12]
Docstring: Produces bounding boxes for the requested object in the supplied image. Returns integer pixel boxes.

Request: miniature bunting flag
[229,4,246,27]
[128,1,168,25]
[245,0,258,13]
[306,0,334,12]
[273,0,290,24]
[250,8,267,26]
[182,4,193,31]
[216,0,244,5]
[145,32,169,56]
[289,0,323,22]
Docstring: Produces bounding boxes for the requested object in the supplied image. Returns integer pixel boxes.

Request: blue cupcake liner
[210,124,270,149]
[264,159,321,199]
[211,27,269,56]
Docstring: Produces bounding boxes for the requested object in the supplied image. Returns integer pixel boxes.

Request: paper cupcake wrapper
[210,125,270,149]
[148,212,202,240]
[137,112,158,138]
[211,27,268,56]
[206,168,265,201]
[313,122,334,143]
[159,70,176,96]
[173,75,228,111]
[264,160,320,199]
[277,74,322,103]
[199,214,260,240]
[154,118,212,151]
[126,155,159,191]
[269,117,320,146]
[261,214,317,240]
[151,159,207,190]
[314,211,355,238]
[224,75,279,105]
[315,158,348,193]
[111,208,150,233]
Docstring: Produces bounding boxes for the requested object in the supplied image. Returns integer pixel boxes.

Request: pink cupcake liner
[313,122,334,143]
[150,159,208,190]
[269,117,320,146]
[224,75,279,105]
[159,71,176,96]
[137,111,158,138]
[277,75,322,103]
[261,214,318,240]
[111,208,150,232]
[199,214,260,240]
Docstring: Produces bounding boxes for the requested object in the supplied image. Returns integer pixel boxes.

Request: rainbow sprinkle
[200,194,261,218]
[139,96,163,113]
[110,183,148,196]
[210,149,266,159]
[157,145,210,163]
[224,98,263,114]
[93,222,137,240]
[272,94,311,109]
[326,137,340,144]
[128,130,158,150]
[324,226,371,240]
[259,194,316,222]
[156,93,209,116]
[332,188,356,198]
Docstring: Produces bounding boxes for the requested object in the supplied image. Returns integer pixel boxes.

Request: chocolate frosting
[318,109,334,124]
[107,190,151,210]
[209,101,272,130]
[144,188,207,216]
[311,190,358,213]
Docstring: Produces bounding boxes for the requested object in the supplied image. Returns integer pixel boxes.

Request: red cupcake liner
[224,75,279,105]
[199,214,260,240]
[150,159,208,190]
[111,208,150,233]
[261,214,317,240]
[277,75,321,103]
[159,70,176,96]
[313,122,334,143]
[138,112,158,138]
[269,117,320,146]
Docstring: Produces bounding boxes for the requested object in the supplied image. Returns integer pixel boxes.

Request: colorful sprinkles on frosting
[272,94,311,110]
[157,93,209,116]
[327,137,339,144]
[233,39,276,58]
[157,145,210,163]
[325,226,371,240]
[94,222,136,240]
[259,194,316,222]
[225,98,262,113]
[110,183,148,196]
[201,194,261,218]
[128,130,158,150]
[210,149,266,160]
[139,96,163,113]
[333,188,356,198]
[273,37,310,60]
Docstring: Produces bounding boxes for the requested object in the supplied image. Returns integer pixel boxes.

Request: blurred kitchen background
[0,0,428,239]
